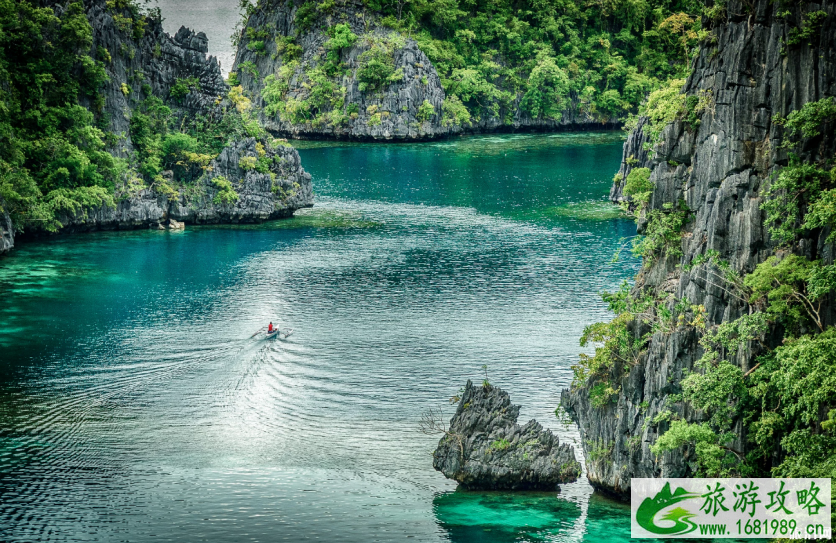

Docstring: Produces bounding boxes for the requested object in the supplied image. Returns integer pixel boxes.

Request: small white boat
[265,328,293,340]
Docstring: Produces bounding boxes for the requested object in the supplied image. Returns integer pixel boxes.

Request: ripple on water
[1,133,644,542]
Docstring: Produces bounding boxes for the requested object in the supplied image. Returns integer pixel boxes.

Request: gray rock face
[58,138,313,232]
[2,1,313,253]
[0,201,12,254]
[233,0,610,140]
[562,0,836,500]
[80,0,228,154]
[433,381,581,490]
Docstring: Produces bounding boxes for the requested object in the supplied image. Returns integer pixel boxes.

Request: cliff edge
[231,0,609,140]
[0,0,313,254]
[433,381,581,490]
[562,0,836,499]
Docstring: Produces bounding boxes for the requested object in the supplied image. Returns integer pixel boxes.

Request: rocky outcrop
[562,0,836,500]
[1,1,314,254]
[56,138,312,233]
[232,0,609,140]
[78,0,228,153]
[433,381,581,490]
[0,201,12,254]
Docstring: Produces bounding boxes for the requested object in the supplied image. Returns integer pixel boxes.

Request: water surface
[0,133,641,542]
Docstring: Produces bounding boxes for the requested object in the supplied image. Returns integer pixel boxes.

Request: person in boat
[268,322,274,333]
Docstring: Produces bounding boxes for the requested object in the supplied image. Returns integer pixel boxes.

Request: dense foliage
[372,0,706,123]
[247,0,708,127]
[0,0,289,235]
[0,0,117,232]
[571,94,836,518]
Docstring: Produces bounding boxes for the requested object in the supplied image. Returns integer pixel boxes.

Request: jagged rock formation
[562,0,836,500]
[232,0,605,140]
[433,381,581,490]
[81,1,227,153]
[0,203,12,254]
[0,1,314,254]
[56,138,312,233]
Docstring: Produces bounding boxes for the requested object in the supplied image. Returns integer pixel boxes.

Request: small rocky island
[431,380,581,490]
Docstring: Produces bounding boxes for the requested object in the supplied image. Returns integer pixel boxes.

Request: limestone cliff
[55,138,312,233]
[1,0,313,254]
[82,2,227,153]
[562,0,836,499]
[433,381,581,490]
[232,0,605,140]
[0,203,12,254]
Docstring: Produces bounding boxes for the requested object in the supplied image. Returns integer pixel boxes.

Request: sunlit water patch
[1,133,645,542]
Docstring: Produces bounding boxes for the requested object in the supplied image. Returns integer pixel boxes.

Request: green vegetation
[773,96,836,141]
[585,439,613,462]
[644,98,836,495]
[169,76,201,102]
[651,267,836,482]
[375,0,704,123]
[239,60,260,78]
[211,176,239,204]
[545,201,626,220]
[630,201,689,264]
[782,10,828,51]
[763,98,836,244]
[416,99,435,122]
[248,0,706,128]
[0,0,117,232]
[573,283,654,407]
[621,77,713,150]
[126,82,270,202]
[441,95,471,127]
[357,34,405,91]
[622,167,653,206]
[576,93,836,492]
[0,0,288,238]
[519,55,571,121]
[489,438,511,452]
[325,23,357,68]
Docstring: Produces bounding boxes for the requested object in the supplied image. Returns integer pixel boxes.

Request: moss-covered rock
[433,380,581,490]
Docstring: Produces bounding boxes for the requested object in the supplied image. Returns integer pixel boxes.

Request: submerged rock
[432,380,581,490]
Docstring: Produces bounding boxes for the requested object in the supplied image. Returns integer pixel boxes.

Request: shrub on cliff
[393,0,699,123]
[622,167,653,206]
[441,95,471,127]
[325,23,357,65]
[357,36,404,92]
[0,0,120,231]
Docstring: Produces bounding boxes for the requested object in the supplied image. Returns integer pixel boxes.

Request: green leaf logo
[636,482,701,535]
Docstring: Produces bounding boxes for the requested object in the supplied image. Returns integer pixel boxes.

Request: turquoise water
[0,133,641,542]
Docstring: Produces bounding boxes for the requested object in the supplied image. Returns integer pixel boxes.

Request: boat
[265,328,293,340]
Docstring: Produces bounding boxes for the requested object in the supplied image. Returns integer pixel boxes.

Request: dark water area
[0,133,644,541]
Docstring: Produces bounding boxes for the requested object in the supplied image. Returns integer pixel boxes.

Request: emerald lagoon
[1,133,644,542]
